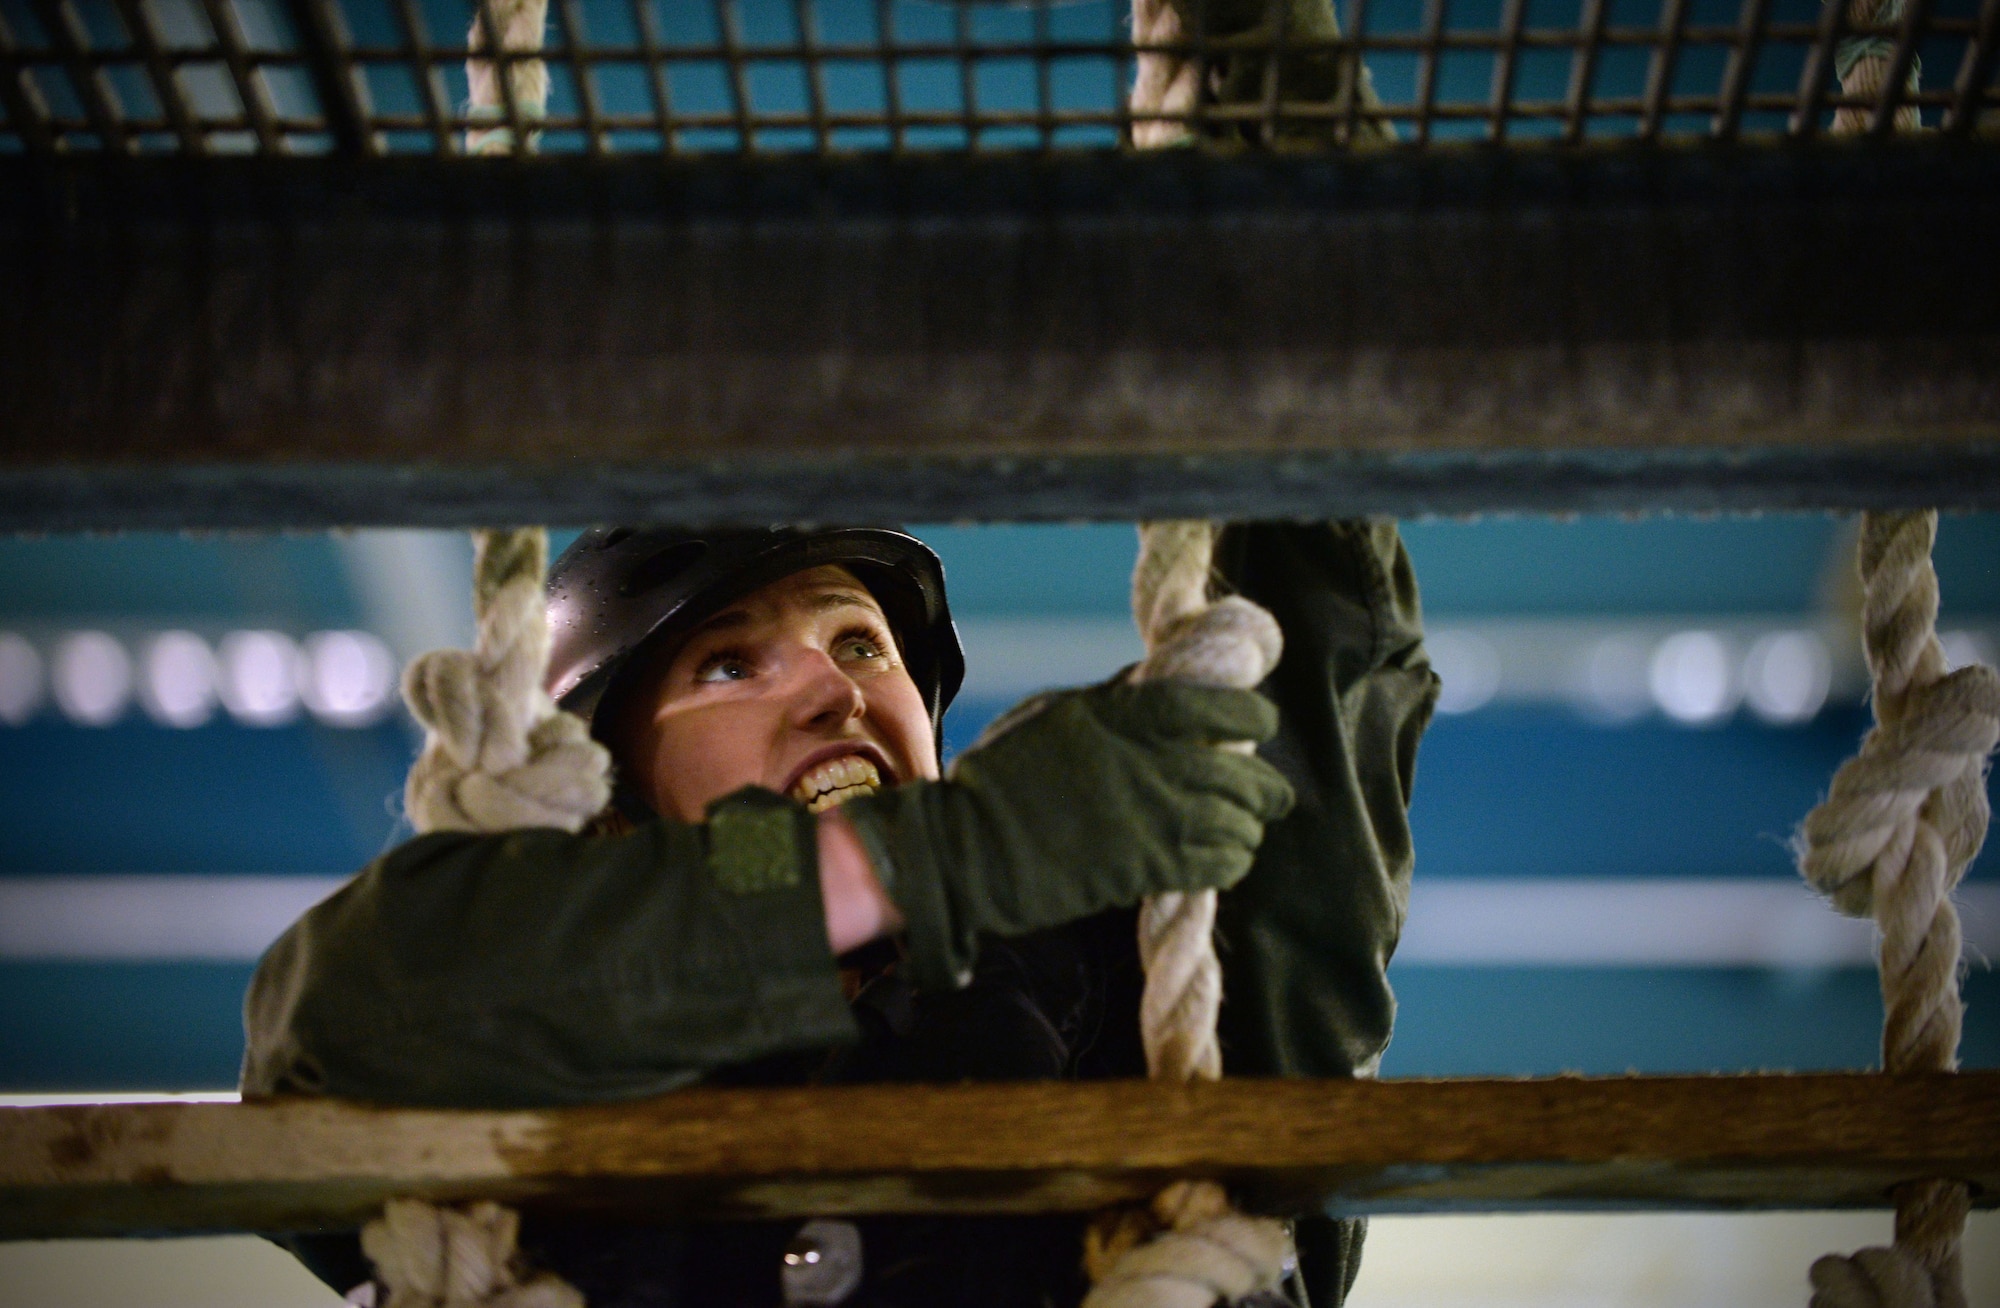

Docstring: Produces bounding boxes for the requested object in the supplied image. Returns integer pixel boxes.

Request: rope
[372,0,589,1287]
[361,1200,583,1308]
[465,0,549,154]
[1081,523,1291,1308]
[1129,0,1389,148]
[1098,8,1380,1293]
[384,530,605,1306]
[1796,513,1999,1308]
[403,528,612,835]
[380,538,603,1306]
[1130,0,1203,148]
[1129,522,1284,1084]
[1829,0,1921,135]
[1804,21,1978,1300]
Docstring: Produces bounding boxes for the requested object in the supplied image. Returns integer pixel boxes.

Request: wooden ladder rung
[2,1072,1994,1239]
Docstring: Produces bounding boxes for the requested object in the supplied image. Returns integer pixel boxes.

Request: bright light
[217,630,302,727]
[139,631,219,729]
[1577,635,1653,724]
[0,633,43,726]
[301,630,397,726]
[1649,631,1739,726]
[51,631,133,727]
[1742,630,1831,725]
[1427,630,1502,715]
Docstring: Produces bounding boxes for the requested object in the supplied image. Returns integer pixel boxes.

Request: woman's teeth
[792,755,883,813]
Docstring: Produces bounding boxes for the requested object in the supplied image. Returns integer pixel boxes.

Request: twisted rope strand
[1082,523,1291,1308]
[1798,513,1998,1308]
[1131,526,1280,1090]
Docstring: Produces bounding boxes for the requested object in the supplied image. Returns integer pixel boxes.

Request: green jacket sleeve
[240,791,858,1108]
[1212,519,1436,1080]
[1210,521,1437,1308]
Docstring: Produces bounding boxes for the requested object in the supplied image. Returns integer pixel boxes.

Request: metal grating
[0,0,1994,157]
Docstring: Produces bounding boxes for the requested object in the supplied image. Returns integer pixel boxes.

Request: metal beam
[3,142,1997,529]
[2,1073,1996,1237]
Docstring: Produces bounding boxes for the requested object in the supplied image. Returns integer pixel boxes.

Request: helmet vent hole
[600,528,635,549]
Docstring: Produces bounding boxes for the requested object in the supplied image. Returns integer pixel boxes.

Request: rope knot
[1143,598,1284,692]
[1796,661,2000,918]
[1084,1181,1293,1308]
[1809,1244,1965,1308]
[1796,511,1991,1308]
[361,1199,584,1308]
[402,529,612,835]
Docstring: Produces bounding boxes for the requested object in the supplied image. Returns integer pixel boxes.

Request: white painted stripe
[2,874,1994,968]
[1398,879,2000,968]
[0,876,346,962]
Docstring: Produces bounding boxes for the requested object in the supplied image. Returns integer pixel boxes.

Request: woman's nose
[788,648,865,730]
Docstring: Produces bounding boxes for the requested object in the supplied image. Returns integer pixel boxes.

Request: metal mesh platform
[0,0,1994,157]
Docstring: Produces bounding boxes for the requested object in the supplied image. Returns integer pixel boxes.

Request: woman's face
[616,564,940,824]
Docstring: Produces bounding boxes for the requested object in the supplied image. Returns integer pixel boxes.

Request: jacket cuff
[842,785,971,993]
[703,787,857,1047]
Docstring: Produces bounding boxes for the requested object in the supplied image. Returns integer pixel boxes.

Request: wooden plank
[2,1073,1996,1238]
[1,142,1997,528]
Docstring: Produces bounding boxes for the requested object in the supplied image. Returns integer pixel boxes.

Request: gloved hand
[841,681,1295,990]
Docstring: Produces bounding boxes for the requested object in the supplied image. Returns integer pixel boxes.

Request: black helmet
[545,527,965,749]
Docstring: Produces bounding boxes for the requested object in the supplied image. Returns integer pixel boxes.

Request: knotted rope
[1092,9,1371,1294]
[372,0,590,1287]
[1081,522,1291,1308]
[403,529,612,835]
[1796,513,1999,1308]
[1799,21,1986,1304]
[361,1200,583,1308]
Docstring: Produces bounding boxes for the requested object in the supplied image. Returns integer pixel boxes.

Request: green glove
[842,681,1296,990]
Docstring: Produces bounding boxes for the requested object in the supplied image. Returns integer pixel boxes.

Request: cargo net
[0,0,1994,156]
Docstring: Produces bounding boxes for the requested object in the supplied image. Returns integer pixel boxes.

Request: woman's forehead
[687,564,882,637]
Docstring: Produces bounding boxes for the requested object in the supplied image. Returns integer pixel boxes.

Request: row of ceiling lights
[1578,630,1833,727]
[1427,625,1995,726]
[1426,627,1842,724]
[1420,627,1819,726]
[4,622,1992,733]
[0,629,398,730]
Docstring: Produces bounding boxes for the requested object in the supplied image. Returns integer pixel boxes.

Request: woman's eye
[837,635,886,661]
[693,655,752,684]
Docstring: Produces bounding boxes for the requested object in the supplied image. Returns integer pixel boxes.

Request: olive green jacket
[242,520,1437,1302]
